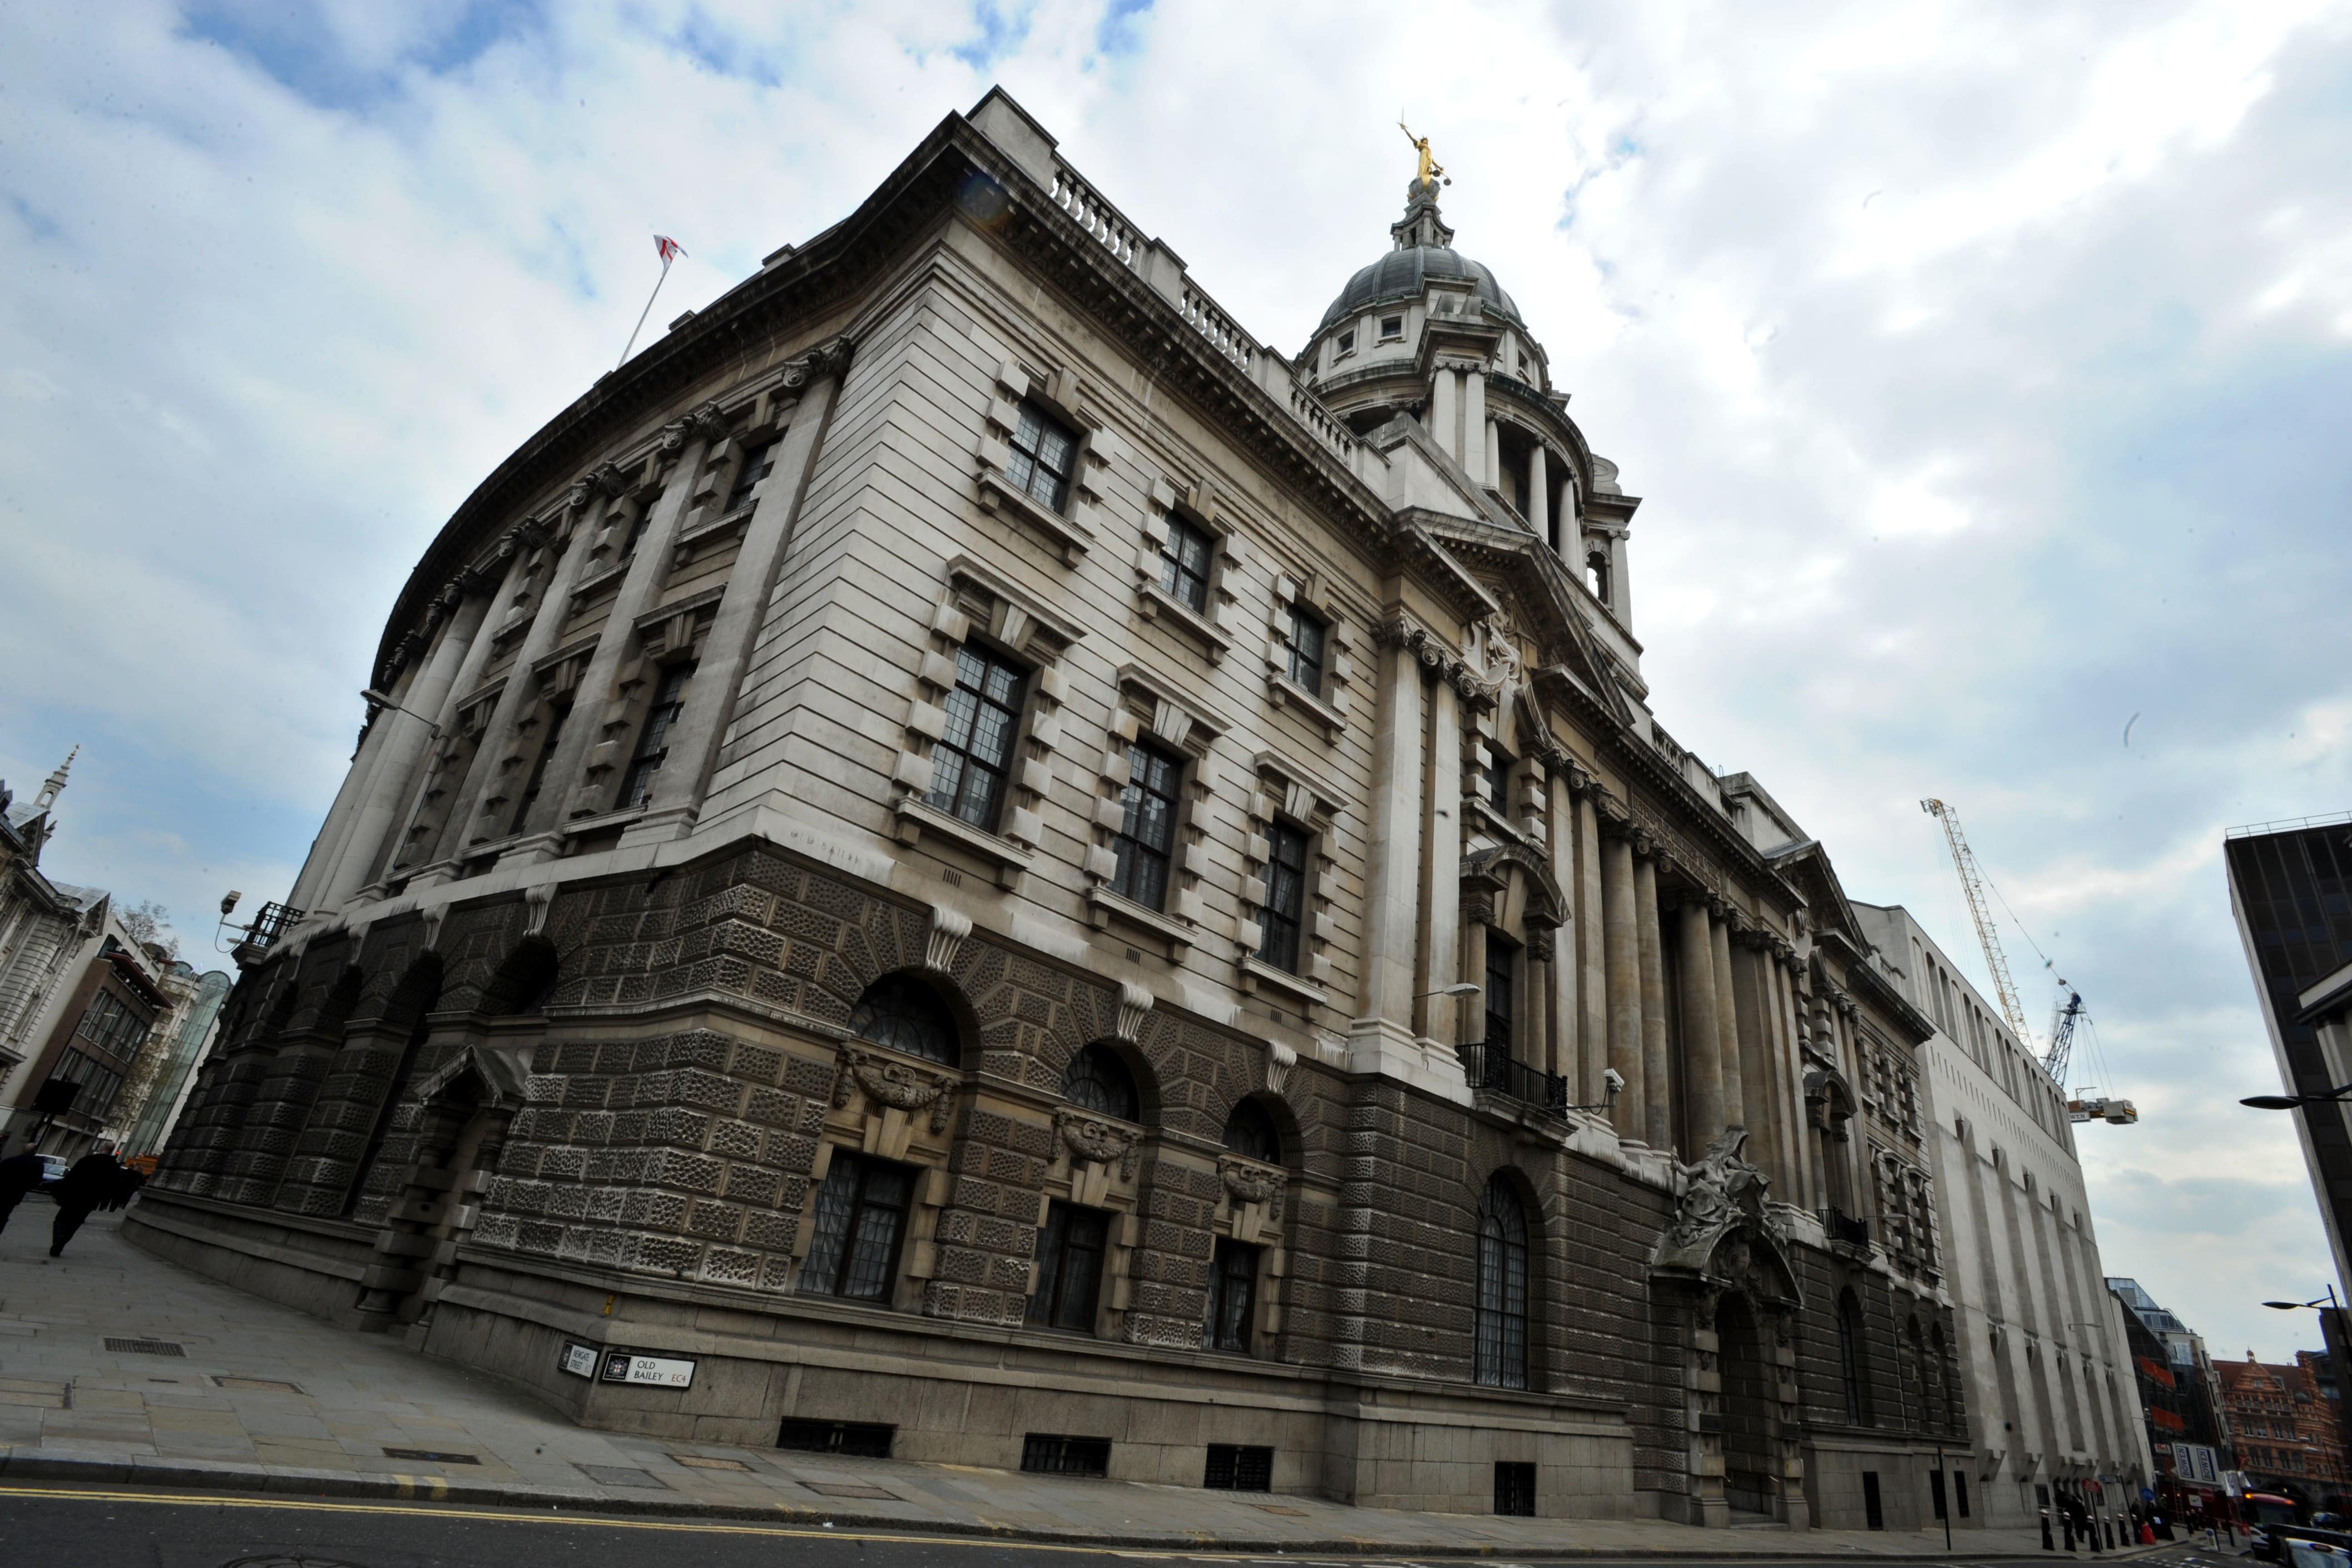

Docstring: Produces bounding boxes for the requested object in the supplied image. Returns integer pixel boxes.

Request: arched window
[1474,1175,1529,1390]
[1839,1289,1873,1426]
[1059,1043,1137,1121]
[1222,1098,1280,1163]
[848,974,959,1065]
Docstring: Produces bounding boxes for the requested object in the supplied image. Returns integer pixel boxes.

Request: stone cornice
[376,110,1398,681]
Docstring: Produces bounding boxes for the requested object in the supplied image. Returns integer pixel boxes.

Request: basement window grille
[1204,1444,1274,1491]
[103,1338,184,1356]
[1494,1461,1536,1517]
[775,1418,894,1459]
[1021,1433,1111,1477]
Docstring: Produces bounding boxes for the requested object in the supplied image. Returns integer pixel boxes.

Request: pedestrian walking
[0,1146,46,1235]
[48,1148,127,1257]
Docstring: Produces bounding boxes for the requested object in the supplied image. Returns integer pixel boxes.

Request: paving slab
[0,1203,2160,1559]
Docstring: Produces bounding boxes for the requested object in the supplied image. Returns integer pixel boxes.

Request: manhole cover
[105,1338,184,1356]
[215,1376,304,1395]
[803,1481,898,1499]
[576,1463,669,1488]
[381,1447,481,1465]
[670,1455,750,1471]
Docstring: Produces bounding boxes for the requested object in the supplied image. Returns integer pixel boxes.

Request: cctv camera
[1603,1068,1625,1092]
[220,891,242,916]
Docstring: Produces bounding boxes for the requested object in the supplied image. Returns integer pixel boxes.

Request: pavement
[0,1200,2157,1560]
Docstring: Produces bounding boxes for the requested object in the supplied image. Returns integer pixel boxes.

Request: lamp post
[2241,1085,2352,1111]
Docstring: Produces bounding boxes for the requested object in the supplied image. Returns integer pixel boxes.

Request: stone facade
[136,89,1979,1527]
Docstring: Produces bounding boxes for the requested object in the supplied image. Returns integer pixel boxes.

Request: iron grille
[1823,1205,1871,1246]
[1458,1044,1568,1114]
[776,1418,894,1458]
[242,902,304,951]
[103,1338,184,1356]
[1494,1461,1537,1517]
[1021,1433,1111,1477]
[1204,1444,1274,1491]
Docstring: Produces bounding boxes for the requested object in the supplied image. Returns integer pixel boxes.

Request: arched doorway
[1718,1291,1776,1516]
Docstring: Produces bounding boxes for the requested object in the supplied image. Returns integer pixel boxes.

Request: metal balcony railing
[1823,1205,1871,1247]
[1458,1043,1568,1115]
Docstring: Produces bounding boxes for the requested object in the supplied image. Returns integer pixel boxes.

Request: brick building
[2217,1352,2352,1509]
[137,91,1999,1528]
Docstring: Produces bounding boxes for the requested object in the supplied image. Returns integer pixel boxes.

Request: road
[0,1483,2214,1568]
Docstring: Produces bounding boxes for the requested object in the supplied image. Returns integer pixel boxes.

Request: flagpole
[616,253,675,370]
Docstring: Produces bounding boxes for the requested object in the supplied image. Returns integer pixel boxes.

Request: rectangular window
[1111,743,1182,912]
[1028,1200,1109,1333]
[1494,1461,1536,1517]
[47,1049,124,1119]
[620,496,658,559]
[1379,314,1403,341]
[1021,1433,1111,1477]
[1157,514,1213,614]
[1006,401,1077,512]
[1204,1444,1273,1491]
[1283,607,1326,697]
[1202,1238,1260,1353]
[1954,1470,1970,1519]
[725,442,775,513]
[1488,750,1513,813]
[620,662,695,808]
[1930,1467,1948,1521]
[507,703,570,836]
[1484,939,1516,1058]
[925,646,1027,830]
[1257,822,1310,974]
[798,1153,913,1302]
[1336,329,1356,356]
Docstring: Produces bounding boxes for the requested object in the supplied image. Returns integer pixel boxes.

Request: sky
[2,0,2349,1365]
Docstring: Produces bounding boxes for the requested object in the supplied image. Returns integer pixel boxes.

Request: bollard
[2042,1509,2057,1552]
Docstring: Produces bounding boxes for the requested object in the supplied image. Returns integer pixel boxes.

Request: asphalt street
[0,1483,2199,1568]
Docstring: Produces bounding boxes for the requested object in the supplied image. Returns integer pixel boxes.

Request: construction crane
[1919,798,2136,1125]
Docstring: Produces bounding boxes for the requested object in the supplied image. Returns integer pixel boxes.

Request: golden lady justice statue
[1399,121,1448,190]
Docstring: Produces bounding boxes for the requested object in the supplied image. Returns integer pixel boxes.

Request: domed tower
[1299,179,1639,632]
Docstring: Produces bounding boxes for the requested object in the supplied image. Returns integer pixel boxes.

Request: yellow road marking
[0,1486,1361,1559]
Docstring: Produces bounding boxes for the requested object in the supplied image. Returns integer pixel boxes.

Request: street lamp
[2262,1287,2344,1312]
[1416,983,1482,999]
[2242,1084,2352,1111]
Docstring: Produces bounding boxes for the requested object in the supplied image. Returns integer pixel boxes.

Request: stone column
[1420,674,1463,1046]
[414,485,613,880]
[1728,938,1775,1175]
[1634,848,1671,1153]
[316,587,498,911]
[1526,444,1549,543]
[1462,368,1487,484]
[1354,627,1427,1055]
[1710,907,1744,1133]
[1484,418,1501,491]
[516,436,710,849]
[1556,472,1578,553]
[1601,827,1643,1140]
[1676,898,1724,1145]
[1545,771,1578,1085]
[1775,954,1812,1205]
[1576,784,1609,1109]
[632,359,845,846]
[1528,927,1559,1078]
[1430,369,1459,468]
[1462,912,1490,1051]
[1609,528,1633,627]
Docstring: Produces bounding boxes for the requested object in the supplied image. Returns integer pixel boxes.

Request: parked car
[34,1154,67,1187]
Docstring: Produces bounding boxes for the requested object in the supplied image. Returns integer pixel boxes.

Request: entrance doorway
[1717,1292,1776,1516]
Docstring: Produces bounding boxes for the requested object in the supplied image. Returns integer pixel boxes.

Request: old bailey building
[134,91,2143,1530]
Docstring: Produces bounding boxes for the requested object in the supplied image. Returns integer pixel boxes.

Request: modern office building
[1854,901,2149,1529]
[2225,816,2352,1299]
[137,91,1986,1526]
[2110,1278,2227,1506]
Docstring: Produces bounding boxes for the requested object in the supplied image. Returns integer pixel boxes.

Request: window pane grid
[1285,609,1326,696]
[1157,518,1212,614]
[1257,823,1309,972]
[1111,743,1181,911]
[1474,1179,1529,1390]
[800,1154,912,1302]
[1203,1238,1259,1352]
[1007,403,1076,511]
[927,647,1026,829]
[1029,1201,1108,1332]
[725,445,775,512]
[622,663,695,808]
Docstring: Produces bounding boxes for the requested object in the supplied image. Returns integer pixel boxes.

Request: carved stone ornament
[417,904,449,957]
[1054,1106,1138,1181]
[834,1044,957,1133]
[1219,1153,1285,1209]
[923,904,971,975]
[780,336,855,390]
[1113,981,1153,1045]
[1652,1127,1800,1306]
[1265,1037,1296,1095]
[1372,613,1499,710]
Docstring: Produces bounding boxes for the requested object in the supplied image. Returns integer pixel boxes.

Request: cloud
[3,0,2349,1366]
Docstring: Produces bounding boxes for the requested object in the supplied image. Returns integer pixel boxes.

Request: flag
[655,235,685,265]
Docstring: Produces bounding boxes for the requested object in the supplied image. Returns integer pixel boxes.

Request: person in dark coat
[0,1147,46,1235]
[48,1149,126,1257]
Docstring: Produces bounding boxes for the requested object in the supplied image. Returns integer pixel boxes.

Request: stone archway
[1653,1129,1808,1529]
[352,1043,526,1336]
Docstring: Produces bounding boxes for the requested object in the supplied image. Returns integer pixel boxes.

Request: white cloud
[2,0,2349,1363]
